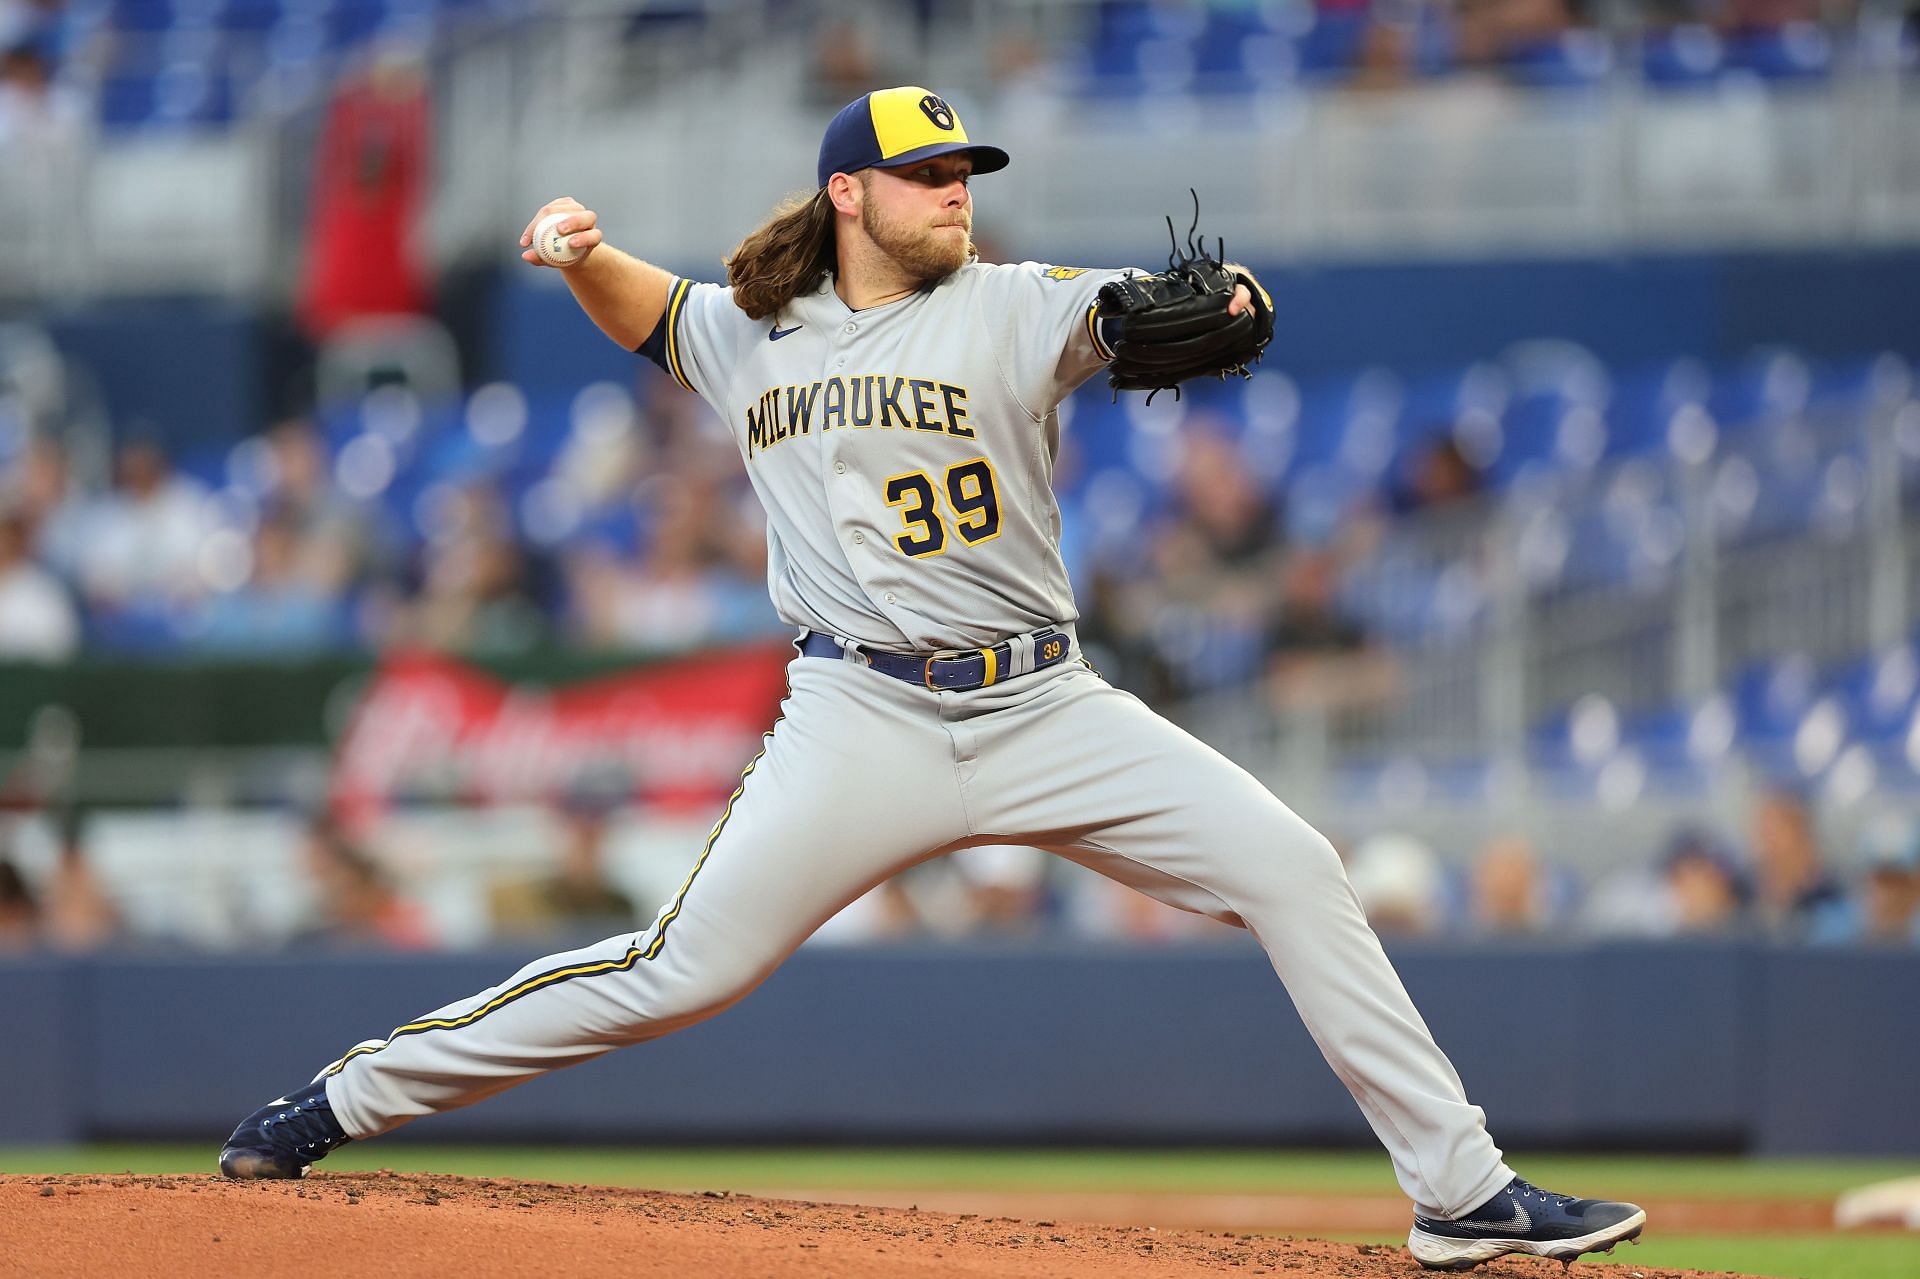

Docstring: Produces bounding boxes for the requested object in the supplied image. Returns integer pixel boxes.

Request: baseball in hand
[532,212,586,267]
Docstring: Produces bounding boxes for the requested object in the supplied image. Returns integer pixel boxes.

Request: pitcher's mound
[2,1171,1757,1278]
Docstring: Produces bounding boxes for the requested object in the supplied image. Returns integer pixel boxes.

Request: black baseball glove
[1097,193,1274,400]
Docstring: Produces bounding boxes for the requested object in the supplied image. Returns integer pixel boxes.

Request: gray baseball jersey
[310,257,1516,1220]
[656,260,1125,651]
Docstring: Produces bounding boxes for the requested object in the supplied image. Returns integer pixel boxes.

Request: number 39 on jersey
[883,457,1002,558]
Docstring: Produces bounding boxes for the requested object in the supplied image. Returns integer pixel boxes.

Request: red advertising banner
[331,644,792,819]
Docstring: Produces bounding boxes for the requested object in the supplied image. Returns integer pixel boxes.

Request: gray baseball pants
[322,643,1513,1217]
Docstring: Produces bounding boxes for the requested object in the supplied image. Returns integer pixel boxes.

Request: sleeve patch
[1041,266,1090,282]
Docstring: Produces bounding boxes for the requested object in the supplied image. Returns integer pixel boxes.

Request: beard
[861,197,973,283]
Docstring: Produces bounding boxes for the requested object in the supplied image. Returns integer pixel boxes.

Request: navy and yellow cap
[816,86,1010,188]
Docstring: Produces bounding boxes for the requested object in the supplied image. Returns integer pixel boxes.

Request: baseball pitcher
[219,86,1645,1271]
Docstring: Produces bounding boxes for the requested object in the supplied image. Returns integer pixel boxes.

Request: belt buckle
[923,649,967,690]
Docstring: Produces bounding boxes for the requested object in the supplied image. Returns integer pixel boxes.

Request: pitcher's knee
[622,953,770,1034]
[1219,812,1348,896]
[1214,796,1342,875]
[1291,826,1346,880]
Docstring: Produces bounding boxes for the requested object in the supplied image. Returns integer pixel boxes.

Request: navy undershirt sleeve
[634,315,668,366]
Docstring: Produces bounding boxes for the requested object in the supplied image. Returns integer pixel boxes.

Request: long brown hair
[724,188,836,321]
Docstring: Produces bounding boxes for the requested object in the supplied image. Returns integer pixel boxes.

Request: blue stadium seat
[1192,9,1277,95]
[1641,25,1725,87]
[113,0,178,33]
[1606,359,1708,458]
[328,0,391,49]
[217,0,282,32]
[1733,654,1819,742]
[1808,352,1910,414]
[1495,386,1581,483]
[1710,348,1810,427]
[1502,29,1612,90]
[1296,9,1369,80]
[1832,646,1920,743]
[98,74,160,128]
[1724,23,1834,81]
[47,0,113,59]
[150,64,221,125]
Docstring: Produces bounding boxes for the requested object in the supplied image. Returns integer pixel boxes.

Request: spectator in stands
[706,489,787,643]
[297,45,434,340]
[0,499,78,660]
[1146,419,1289,695]
[1345,832,1448,936]
[295,816,434,950]
[1852,823,1920,947]
[948,844,1052,937]
[40,809,119,952]
[1721,0,1823,38]
[807,878,922,944]
[1073,561,1180,702]
[0,37,83,149]
[1454,0,1580,70]
[72,433,212,623]
[1165,418,1287,579]
[568,476,735,652]
[1659,827,1751,936]
[1351,10,1417,93]
[1054,859,1236,943]
[13,434,88,580]
[193,506,346,653]
[1267,545,1396,711]
[405,486,546,655]
[264,417,367,595]
[1748,786,1846,939]
[0,855,39,950]
[1808,815,1920,947]
[810,18,887,107]
[1390,431,1483,516]
[488,787,638,939]
[1468,834,1551,934]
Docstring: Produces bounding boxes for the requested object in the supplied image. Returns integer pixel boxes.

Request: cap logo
[919,94,956,131]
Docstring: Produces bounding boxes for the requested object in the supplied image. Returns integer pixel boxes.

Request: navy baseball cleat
[1407,1176,1646,1271]
[217,1078,350,1179]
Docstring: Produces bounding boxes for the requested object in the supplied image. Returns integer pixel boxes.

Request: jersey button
[833,462,847,474]
[885,592,897,603]
[851,531,864,545]
[843,322,857,335]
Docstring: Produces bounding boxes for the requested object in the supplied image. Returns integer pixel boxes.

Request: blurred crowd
[4,0,1918,961]
[1340,788,1920,947]
[0,395,788,661]
[2,0,1917,154]
[3,783,1918,952]
[0,359,1490,758]
[819,0,1920,113]
[1072,409,1429,710]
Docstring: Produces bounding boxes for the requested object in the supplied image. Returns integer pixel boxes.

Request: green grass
[1326,1232,1920,1279]
[1591,1232,1920,1279]
[6,1146,1916,1279]
[3,1146,1911,1200]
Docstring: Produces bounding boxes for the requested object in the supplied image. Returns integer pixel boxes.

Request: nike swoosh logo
[1446,1205,1531,1235]
[769,324,802,341]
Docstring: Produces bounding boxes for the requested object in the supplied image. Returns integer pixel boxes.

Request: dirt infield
[757,1186,1840,1236]
[2,1172,1769,1279]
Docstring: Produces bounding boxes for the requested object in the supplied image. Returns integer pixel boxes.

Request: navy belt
[799,627,1071,691]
